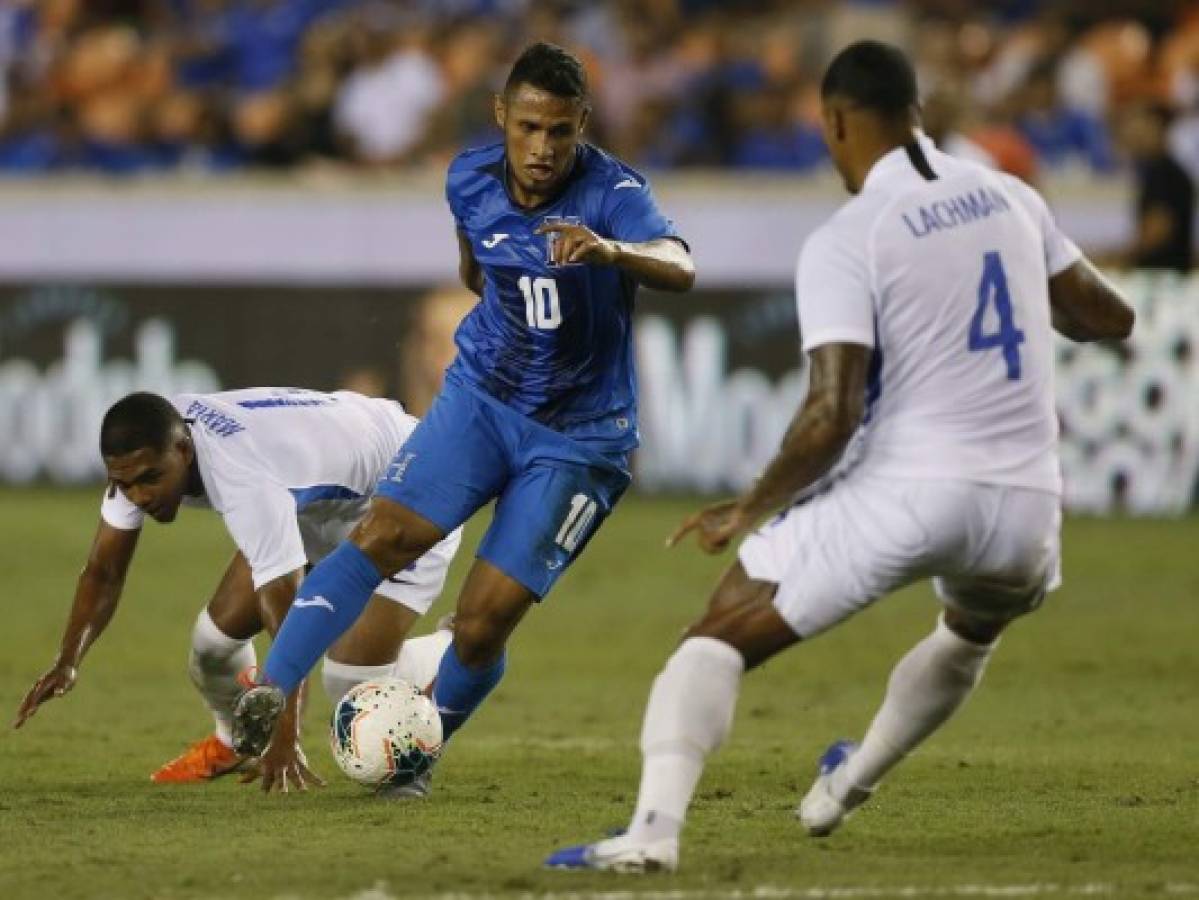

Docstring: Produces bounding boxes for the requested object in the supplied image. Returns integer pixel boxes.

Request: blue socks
[263,540,508,744]
[432,643,506,741]
[264,542,381,693]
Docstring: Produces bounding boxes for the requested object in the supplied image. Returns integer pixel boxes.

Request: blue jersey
[445,141,682,451]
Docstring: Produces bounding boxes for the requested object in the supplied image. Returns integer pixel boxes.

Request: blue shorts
[375,381,631,598]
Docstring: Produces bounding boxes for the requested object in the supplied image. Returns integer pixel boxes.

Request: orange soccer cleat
[150,734,245,783]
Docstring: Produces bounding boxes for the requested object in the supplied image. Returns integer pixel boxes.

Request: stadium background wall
[0,273,1194,515]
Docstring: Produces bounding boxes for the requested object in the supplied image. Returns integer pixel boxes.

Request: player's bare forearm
[14,524,138,727]
[739,398,857,520]
[56,569,124,668]
[1049,258,1135,342]
[738,344,870,521]
[57,523,140,668]
[612,238,695,292]
[535,223,694,291]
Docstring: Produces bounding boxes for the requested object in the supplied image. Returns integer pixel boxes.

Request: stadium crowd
[1,0,1199,180]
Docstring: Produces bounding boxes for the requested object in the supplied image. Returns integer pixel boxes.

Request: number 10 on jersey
[968,251,1025,380]
[519,276,562,330]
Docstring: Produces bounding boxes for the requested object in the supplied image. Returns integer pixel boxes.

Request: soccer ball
[329,678,443,787]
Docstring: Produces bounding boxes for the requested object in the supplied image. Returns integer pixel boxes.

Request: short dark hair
[100,392,183,458]
[504,42,588,102]
[821,40,918,120]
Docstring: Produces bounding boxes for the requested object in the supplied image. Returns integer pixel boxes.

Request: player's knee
[353,501,441,575]
[449,613,505,669]
[684,601,797,671]
[942,606,1008,645]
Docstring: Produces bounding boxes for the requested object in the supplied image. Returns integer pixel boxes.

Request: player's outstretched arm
[671,343,870,553]
[535,222,695,292]
[13,520,140,728]
[240,570,326,794]
[1048,257,1136,342]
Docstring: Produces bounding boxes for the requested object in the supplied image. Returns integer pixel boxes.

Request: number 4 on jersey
[968,251,1025,380]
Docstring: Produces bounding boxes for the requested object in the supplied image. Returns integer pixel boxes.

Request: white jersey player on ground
[548,41,1135,873]
[14,387,462,794]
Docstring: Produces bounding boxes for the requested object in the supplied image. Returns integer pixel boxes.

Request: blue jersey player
[232,42,695,793]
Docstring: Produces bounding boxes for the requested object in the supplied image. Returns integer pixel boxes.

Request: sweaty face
[104,440,192,523]
[496,83,587,205]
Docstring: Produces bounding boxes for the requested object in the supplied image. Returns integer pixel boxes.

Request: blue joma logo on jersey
[185,401,245,437]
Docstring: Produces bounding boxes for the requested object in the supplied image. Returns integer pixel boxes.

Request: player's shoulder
[578,143,652,195]
[448,141,505,177]
[990,168,1048,215]
[446,142,506,210]
[816,192,885,255]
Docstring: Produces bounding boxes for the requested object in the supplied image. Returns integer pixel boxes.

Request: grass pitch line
[326,882,1199,900]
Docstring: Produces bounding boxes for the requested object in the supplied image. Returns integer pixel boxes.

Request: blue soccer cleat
[798,739,873,837]
[545,832,678,873]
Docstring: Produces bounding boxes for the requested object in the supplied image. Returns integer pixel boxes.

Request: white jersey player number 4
[970,251,1024,380]
[548,38,1135,875]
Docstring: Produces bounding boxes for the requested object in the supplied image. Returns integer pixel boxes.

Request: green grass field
[0,487,1196,899]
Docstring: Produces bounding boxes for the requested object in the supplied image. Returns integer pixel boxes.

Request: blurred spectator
[0,0,1194,179]
[332,11,444,165]
[1013,58,1116,171]
[922,82,996,168]
[1122,102,1194,273]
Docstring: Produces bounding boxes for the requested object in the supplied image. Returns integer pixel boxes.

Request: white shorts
[738,473,1062,639]
[298,498,462,615]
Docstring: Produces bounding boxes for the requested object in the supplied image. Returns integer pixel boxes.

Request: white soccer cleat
[544,832,678,873]
[798,739,872,837]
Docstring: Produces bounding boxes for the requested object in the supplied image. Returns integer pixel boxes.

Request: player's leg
[430,559,534,741]
[432,448,632,744]
[235,388,505,757]
[261,497,446,693]
[547,561,795,872]
[799,484,1061,836]
[798,607,1006,835]
[152,552,260,782]
[549,474,930,870]
[322,527,461,700]
[322,596,422,701]
[261,386,502,697]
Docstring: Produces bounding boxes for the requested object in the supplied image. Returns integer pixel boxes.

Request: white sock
[393,628,454,691]
[627,637,745,845]
[835,614,996,799]
[321,658,394,704]
[188,609,256,749]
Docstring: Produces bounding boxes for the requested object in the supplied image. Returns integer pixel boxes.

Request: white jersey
[797,134,1081,494]
[101,388,418,590]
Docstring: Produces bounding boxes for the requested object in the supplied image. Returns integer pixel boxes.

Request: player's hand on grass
[241,734,325,794]
[13,662,78,729]
[668,499,752,554]
[535,221,619,267]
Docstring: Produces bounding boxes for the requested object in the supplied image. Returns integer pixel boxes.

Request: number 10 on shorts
[555,493,597,553]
